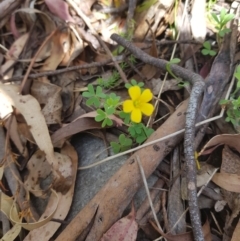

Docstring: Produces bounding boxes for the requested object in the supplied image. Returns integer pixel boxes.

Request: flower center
[134,99,141,108]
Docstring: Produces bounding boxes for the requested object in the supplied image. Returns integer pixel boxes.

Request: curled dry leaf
[23,142,78,241]
[0,83,72,193]
[199,133,240,156]
[10,190,59,231]
[51,111,124,145]
[11,8,56,38]
[100,203,138,241]
[1,192,22,241]
[51,117,102,145]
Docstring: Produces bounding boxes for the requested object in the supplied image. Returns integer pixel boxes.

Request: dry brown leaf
[100,203,138,241]
[140,36,159,80]
[1,33,29,80]
[158,216,211,241]
[134,0,175,40]
[51,117,102,144]
[0,84,72,192]
[221,145,240,175]
[0,84,55,161]
[10,190,59,231]
[232,219,240,241]
[4,115,28,159]
[24,150,52,197]
[219,145,240,229]
[51,112,123,144]
[31,80,62,125]
[61,29,85,66]
[17,122,35,144]
[1,192,22,241]
[23,142,78,241]
[38,29,71,82]
[12,8,56,37]
[45,0,75,23]
[199,134,240,156]
[212,173,240,193]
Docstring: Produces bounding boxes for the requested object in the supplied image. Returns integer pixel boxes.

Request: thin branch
[136,156,163,233]
[5,58,121,82]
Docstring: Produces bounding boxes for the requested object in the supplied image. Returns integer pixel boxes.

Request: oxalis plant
[209,8,235,44]
[220,66,240,131]
[82,79,154,153]
[200,8,235,58]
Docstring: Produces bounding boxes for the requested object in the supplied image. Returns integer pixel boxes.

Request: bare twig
[5,57,122,82]
[110,33,205,241]
[136,156,163,233]
[124,0,137,34]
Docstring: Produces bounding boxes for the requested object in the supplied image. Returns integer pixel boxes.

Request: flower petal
[140,103,154,116]
[131,108,142,123]
[129,86,141,101]
[139,89,153,103]
[123,100,134,113]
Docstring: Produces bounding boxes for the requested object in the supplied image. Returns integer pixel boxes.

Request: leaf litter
[0,0,240,241]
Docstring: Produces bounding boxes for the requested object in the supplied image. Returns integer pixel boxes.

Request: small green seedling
[220,66,240,128]
[211,8,235,38]
[97,56,137,89]
[166,58,181,80]
[110,134,133,153]
[125,79,144,89]
[97,70,120,89]
[201,41,216,56]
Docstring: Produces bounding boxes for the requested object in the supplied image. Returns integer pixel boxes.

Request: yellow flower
[123,86,154,123]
